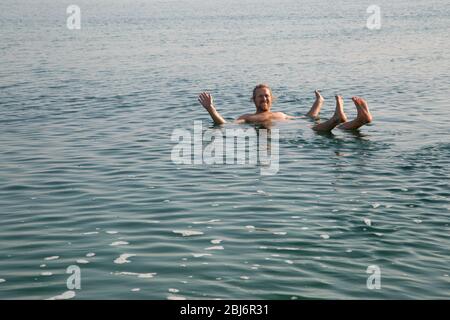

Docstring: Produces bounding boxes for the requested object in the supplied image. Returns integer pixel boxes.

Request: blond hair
[251,84,275,102]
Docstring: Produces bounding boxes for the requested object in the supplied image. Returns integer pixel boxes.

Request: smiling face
[253,87,273,113]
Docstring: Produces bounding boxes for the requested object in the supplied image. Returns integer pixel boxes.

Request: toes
[352,97,363,106]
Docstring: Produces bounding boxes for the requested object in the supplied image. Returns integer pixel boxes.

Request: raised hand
[198,92,214,110]
[197,92,226,125]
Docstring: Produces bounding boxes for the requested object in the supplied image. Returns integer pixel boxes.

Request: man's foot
[306,90,324,118]
[352,96,373,124]
[315,90,324,103]
[332,95,348,124]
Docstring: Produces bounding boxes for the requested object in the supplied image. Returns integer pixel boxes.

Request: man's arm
[285,115,305,119]
[198,92,227,125]
[235,114,250,124]
[273,112,299,120]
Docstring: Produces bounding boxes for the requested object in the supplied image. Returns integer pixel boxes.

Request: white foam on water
[276,247,300,251]
[41,272,53,276]
[401,188,408,192]
[240,276,250,280]
[168,288,179,293]
[371,203,381,209]
[346,249,353,253]
[192,253,212,258]
[211,239,223,244]
[138,273,156,278]
[301,227,309,230]
[291,216,300,219]
[332,209,339,212]
[364,218,372,227]
[40,264,46,268]
[414,219,422,224]
[131,288,140,292]
[76,259,89,264]
[273,232,287,235]
[167,295,186,300]
[163,199,170,203]
[44,256,59,261]
[46,291,76,300]
[285,260,294,264]
[245,225,255,230]
[271,254,281,257]
[374,233,383,237]
[114,254,136,264]
[192,219,220,225]
[110,241,129,246]
[106,231,119,234]
[173,230,204,237]
[211,203,219,207]
[86,253,95,257]
[146,220,160,224]
[205,246,224,250]
[115,272,156,278]
[259,246,268,249]
[83,232,99,235]
[320,234,330,239]
[0,279,5,283]
[257,190,266,194]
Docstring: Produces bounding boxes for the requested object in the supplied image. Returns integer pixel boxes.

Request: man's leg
[313,95,348,132]
[306,90,324,119]
[338,97,373,130]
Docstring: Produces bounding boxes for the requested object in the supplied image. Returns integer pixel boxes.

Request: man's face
[254,88,272,112]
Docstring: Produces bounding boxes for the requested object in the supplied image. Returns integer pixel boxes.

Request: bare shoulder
[237,114,253,120]
[272,112,290,119]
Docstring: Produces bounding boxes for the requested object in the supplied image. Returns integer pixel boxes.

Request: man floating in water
[198,84,373,131]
